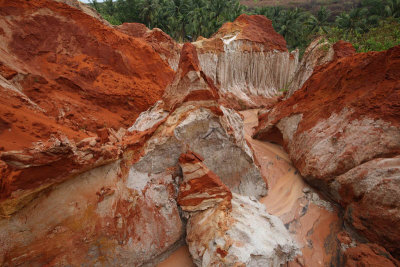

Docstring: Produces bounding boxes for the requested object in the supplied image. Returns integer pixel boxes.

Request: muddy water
[159,109,342,266]
[157,246,194,267]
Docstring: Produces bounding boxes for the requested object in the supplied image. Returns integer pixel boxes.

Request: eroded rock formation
[178,151,299,266]
[254,45,400,258]
[193,14,298,109]
[287,37,355,97]
[0,0,176,215]
[130,42,267,201]
[1,0,399,265]
[117,23,182,71]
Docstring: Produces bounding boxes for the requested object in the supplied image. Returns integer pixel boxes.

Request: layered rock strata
[193,14,298,109]
[254,45,400,258]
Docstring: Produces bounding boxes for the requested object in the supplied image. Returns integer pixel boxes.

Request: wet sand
[157,246,194,267]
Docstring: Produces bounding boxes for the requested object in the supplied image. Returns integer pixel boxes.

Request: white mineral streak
[187,193,300,267]
[128,100,168,132]
[168,57,180,71]
[197,38,298,105]
[220,106,254,160]
[287,37,334,97]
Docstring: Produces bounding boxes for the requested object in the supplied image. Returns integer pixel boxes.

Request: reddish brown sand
[157,246,194,267]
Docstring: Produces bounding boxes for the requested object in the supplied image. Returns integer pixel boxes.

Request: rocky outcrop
[343,243,400,267]
[193,14,298,109]
[179,152,299,266]
[117,23,182,70]
[162,44,219,111]
[126,43,308,266]
[332,156,400,256]
[254,45,400,258]
[1,0,398,265]
[0,0,174,216]
[287,37,355,97]
[130,43,267,200]
[0,159,184,266]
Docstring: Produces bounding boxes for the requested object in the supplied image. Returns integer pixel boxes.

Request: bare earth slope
[0,0,174,216]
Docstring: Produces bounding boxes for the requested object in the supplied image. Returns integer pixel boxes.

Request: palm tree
[276,8,310,49]
[139,0,160,28]
[336,8,369,34]
[384,0,400,17]
[307,6,331,35]
[115,0,142,23]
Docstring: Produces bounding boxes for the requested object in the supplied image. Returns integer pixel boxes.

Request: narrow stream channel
[158,109,341,266]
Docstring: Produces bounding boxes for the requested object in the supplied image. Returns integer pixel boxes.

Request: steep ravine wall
[193,14,299,109]
[197,40,298,105]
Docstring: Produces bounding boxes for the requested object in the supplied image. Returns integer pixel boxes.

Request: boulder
[178,152,232,212]
[130,42,267,199]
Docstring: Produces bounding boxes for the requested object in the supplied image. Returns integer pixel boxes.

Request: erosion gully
[158,109,342,267]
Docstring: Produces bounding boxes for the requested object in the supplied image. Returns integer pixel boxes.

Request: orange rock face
[254,45,400,258]
[343,243,400,267]
[117,23,182,70]
[204,14,288,52]
[162,43,219,111]
[0,0,174,215]
[332,40,356,60]
[178,151,232,211]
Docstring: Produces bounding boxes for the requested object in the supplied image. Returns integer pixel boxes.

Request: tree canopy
[90,0,400,54]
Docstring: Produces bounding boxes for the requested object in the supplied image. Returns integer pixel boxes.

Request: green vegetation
[326,17,400,52]
[91,0,245,41]
[90,0,400,53]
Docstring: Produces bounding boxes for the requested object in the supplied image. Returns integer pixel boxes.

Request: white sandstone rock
[186,193,300,267]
